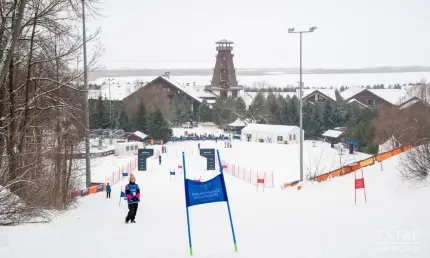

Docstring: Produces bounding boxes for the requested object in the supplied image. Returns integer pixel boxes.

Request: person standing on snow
[106,183,111,198]
[125,174,140,223]
[158,154,162,165]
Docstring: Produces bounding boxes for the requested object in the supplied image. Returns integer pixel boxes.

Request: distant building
[241,123,302,144]
[322,129,345,147]
[341,87,408,108]
[205,39,244,99]
[127,131,148,142]
[299,89,337,105]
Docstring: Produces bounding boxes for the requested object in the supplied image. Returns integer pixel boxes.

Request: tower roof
[216,39,234,44]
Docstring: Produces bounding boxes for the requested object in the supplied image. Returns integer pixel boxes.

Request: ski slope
[1,144,429,258]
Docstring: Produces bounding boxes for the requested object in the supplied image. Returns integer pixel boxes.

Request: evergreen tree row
[89,96,172,142]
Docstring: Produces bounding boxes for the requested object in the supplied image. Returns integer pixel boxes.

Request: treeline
[89,96,172,142]
[198,92,379,153]
[245,84,403,92]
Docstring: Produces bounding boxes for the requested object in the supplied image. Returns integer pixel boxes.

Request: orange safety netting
[391,147,402,155]
[314,173,330,182]
[375,151,393,162]
[402,145,412,151]
[358,157,375,168]
[88,187,97,194]
[329,169,341,178]
[340,166,352,175]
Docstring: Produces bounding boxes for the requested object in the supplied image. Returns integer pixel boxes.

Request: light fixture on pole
[106,78,115,128]
[288,26,317,182]
[82,0,91,187]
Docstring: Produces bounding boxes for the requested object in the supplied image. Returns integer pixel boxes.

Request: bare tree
[0,0,102,225]
[399,142,430,184]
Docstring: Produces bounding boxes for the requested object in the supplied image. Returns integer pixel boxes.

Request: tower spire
[207,39,242,98]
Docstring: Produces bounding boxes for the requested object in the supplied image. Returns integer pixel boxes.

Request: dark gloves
[132,197,138,202]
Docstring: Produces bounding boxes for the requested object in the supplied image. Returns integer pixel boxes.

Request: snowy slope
[0,147,429,258]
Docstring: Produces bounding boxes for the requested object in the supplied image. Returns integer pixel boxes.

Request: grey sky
[87,0,430,69]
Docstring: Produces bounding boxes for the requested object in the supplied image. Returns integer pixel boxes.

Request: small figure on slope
[106,183,111,199]
[159,154,162,165]
[125,174,140,223]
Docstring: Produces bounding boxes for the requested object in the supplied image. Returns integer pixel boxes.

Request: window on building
[277,136,283,141]
[367,99,376,106]
[126,146,129,151]
[289,135,292,141]
[293,134,296,140]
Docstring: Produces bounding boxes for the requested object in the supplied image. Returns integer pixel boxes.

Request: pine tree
[95,96,109,129]
[171,94,192,126]
[266,93,281,124]
[248,92,267,123]
[235,97,247,117]
[136,101,148,133]
[287,95,299,126]
[198,100,212,122]
[149,108,173,142]
[119,110,132,132]
[323,102,336,130]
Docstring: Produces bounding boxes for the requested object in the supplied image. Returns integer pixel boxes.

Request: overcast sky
[87,0,430,69]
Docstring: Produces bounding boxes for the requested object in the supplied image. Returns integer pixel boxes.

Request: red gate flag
[354,166,367,205]
[256,172,265,192]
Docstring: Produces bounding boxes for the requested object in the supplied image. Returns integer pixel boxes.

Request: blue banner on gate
[184,174,228,207]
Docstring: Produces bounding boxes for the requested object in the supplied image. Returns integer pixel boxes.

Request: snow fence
[71,155,138,198]
[283,141,424,189]
[217,159,275,188]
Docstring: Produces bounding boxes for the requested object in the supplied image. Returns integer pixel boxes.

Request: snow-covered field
[164,136,371,186]
[1,145,429,258]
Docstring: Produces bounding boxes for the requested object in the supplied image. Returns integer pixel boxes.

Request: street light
[82,0,91,187]
[106,78,115,128]
[288,26,317,182]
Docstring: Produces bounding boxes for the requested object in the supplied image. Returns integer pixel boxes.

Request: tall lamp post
[288,26,317,182]
[82,0,91,187]
[106,78,115,128]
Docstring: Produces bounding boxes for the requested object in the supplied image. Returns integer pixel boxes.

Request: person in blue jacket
[125,174,140,223]
[106,183,111,198]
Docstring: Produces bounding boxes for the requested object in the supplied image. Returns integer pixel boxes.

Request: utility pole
[288,26,317,182]
[106,78,115,128]
[82,0,91,187]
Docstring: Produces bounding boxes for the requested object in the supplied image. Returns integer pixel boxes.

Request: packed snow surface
[0,140,429,258]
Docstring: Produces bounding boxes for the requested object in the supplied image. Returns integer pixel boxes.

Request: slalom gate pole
[182,152,193,256]
[216,149,238,252]
[119,186,122,207]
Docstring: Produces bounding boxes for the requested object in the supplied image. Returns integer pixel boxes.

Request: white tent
[241,124,302,144]
[115,142,144,156]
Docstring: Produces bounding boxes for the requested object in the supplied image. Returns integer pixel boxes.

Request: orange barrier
[358,157,374,168]
[329,169,341,178]
[340,166,352,176]
[375,151,392,162]
[391,147,402,156]
[284,143,422,189]
[315,173,330,182]
[403,145,412,151]
[88,186,97,194]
